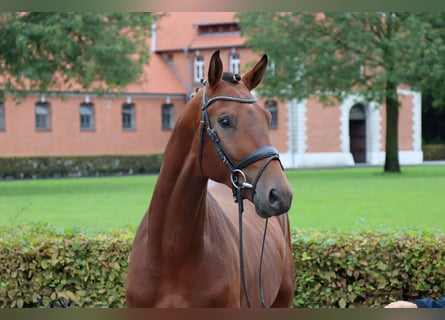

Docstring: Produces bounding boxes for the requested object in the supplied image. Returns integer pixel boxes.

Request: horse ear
[243,54,268,91]
[208,50,223,88]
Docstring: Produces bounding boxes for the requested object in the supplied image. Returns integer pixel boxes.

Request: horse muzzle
[253,180,293,218]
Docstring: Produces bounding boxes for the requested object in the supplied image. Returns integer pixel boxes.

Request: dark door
[349,119,366,163]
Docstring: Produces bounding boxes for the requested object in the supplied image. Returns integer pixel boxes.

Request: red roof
[190,33,244,50]
[125,53,186,95]
[193,12,239,26]
[154,12,244,52]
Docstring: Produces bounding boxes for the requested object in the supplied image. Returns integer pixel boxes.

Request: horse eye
[218,116,233,129]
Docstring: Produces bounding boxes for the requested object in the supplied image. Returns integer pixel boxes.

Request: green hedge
[423,144,445,160]
[0,224,132,308]
[292,229,445,308]
[0,224,444,308]
[0,154,163,180]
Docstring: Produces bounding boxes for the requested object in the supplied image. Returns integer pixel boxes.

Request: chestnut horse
[126,50,295,308]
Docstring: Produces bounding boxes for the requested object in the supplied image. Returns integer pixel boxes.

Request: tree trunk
[384,80,401,173]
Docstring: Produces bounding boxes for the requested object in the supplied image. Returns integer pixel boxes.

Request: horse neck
[146,103,209,260]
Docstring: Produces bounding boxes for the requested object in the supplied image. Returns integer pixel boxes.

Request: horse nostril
[269,189,280,208]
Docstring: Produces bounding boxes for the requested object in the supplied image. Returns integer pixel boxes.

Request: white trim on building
[281,91,423,169]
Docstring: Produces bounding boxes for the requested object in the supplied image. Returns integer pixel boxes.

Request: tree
[0,12,156,97]
[238,12,445,173]
[415,13,445,145]
[413,13,445,109]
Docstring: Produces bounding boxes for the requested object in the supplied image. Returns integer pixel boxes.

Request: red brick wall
[398,94,414,151]
[305,99,342,153]
[379,94,414,151]
[252,98,289,153]
[0,96,186,157]
[0,94,290,157]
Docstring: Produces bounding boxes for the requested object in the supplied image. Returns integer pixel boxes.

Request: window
[0,102,4,131]
[229,52,240,74]
[197,23,240,35]
[265,100,278,129]
[35,101,51,130]
[80,102,95,130]
[350,103,366,120]
[162,103,174,130]
[122,103,135,130]
[194,54,204,83]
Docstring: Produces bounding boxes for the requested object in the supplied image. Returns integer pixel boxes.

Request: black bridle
[198,80,284,308]
[198,82,283,200]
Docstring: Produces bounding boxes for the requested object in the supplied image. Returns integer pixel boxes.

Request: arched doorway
[349,104,366,163]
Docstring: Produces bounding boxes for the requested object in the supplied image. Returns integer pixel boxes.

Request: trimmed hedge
[0,224,444,308]
[0,224,132,308]
[292,229,445,308]
[423,144,445,161]
[0,154,163,180]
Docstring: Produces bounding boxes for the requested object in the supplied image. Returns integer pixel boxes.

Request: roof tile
[155,12,241,52]
[125,53,186,94]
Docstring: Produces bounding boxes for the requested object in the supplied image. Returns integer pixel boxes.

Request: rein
[198,80,283,308]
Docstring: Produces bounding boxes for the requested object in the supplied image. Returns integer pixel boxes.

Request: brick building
[0,12,423,168]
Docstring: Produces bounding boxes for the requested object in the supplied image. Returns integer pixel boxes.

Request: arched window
[80,102,95,130]
[349,103,366,120]
[349,103,366,163]
[35,101,51,130]
[162,103,174,130]
[265,100,278,129]
[122,103,136,130]
[229,51,240,74]
[194,54,204,83]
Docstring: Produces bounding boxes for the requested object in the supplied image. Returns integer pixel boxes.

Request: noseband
[198,79,284,308]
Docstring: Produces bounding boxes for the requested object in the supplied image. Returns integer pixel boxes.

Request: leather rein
[198,80,284,308]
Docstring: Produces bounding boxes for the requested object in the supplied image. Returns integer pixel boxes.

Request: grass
[0,175,154,232]
[1,166,444,232]
[287,165,445,232]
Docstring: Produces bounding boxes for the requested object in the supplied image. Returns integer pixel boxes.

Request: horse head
[196,50,293,218]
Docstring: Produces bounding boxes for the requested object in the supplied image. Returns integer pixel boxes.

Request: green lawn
[0,175,154,232]
[1,166,444,232]
[287,166,445,232]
